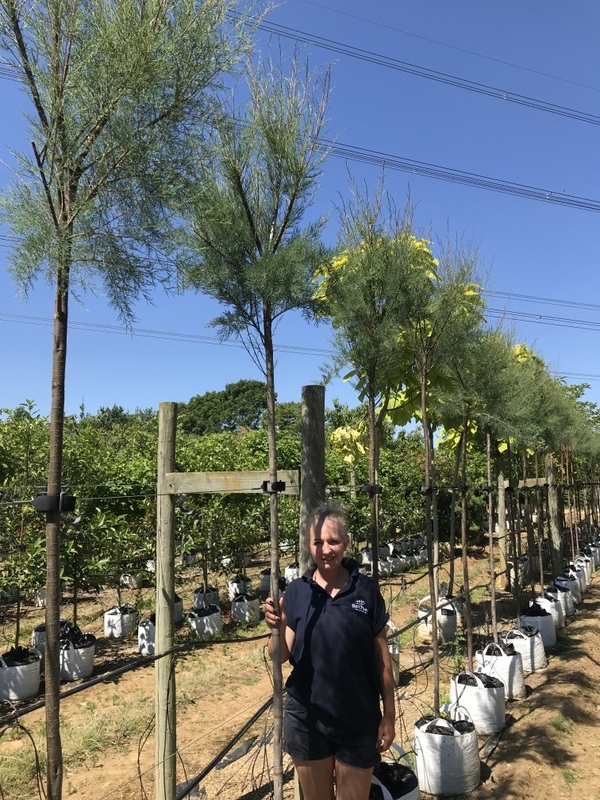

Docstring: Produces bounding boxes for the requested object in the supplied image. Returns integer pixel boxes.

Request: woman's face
[309,517,348,574]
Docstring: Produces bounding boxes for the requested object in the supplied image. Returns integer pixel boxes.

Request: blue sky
[1,0,600,418]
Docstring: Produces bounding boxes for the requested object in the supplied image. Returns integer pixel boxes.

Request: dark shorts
[283,694,379,769]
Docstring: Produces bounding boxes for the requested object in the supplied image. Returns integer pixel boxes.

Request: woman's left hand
[376,715,395,752]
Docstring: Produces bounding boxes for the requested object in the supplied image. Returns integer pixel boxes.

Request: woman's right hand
[264,596,285,630]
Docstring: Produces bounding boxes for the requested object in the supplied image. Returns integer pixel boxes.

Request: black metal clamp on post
[32,492,76,514]
[261,481,286,494]
[358,484,382,497]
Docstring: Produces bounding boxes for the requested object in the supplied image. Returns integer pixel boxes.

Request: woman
[266,503,395,800]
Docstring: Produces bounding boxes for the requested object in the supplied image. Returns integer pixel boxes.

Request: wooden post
[299,385,326,575]
[156,402,177,800]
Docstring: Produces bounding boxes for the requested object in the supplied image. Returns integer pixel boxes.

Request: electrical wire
[293,0,600,94]
[254,18,600,127]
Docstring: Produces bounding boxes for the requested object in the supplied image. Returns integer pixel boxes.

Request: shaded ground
[1,551,600,799]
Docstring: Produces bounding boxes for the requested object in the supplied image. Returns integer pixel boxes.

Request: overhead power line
[485,306,600,333]
[0,312,334,357]
[323,139,600,212]
[0,132,599,217]
[294,0,600,95]
[484,289,600,314]
[254,18,600,127]
[2,311,600,383]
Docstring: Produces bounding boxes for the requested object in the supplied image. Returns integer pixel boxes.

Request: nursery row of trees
[2,361,599,607]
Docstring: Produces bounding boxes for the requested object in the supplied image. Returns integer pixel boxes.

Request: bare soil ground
[2,548,600,800]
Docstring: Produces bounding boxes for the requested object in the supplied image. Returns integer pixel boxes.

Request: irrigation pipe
[0,631,270,727]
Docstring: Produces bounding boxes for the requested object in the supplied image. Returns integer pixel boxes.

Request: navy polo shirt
[283,557,389,734]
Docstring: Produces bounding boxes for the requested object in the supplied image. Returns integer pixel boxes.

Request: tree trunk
[420,367,440,714]
[368,392,380,586]
[546,454,563,576]
[496,471,509,591]
[299,386,325,575]
[45,264,69,800]
[486,429,498,643]
[264,311,283,800]
[460,409,474,669]
[447,433,462,598]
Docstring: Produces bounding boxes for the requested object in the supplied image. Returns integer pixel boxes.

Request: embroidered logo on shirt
[351,599,368,614]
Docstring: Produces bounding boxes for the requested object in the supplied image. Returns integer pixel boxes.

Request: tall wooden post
[156,402,177,800]
[299,385,325,574]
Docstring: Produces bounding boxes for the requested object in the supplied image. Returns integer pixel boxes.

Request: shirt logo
[351,599,368,614]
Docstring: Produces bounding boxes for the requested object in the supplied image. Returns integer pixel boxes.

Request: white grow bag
[228,575,251,601]
[575,556,592,588]
[59,638,95,681]
[556,574,581,606]
[0,649,42,701]
[522,604,557,649]
[537,593,564,630]
[138,616,155,656]
[193,585,220,609]
[188,605,222,637]
[231,593,261,624]
[284,563,300,583]
[449,670,506,735]
[418,595,457,643]
[550,580,576,617]
[414,717,480,796]
[475,642,526,700]
[371,757,421,800]
[565,565,587,603]
[500,626,547,675]
[104,605,139,639]
[259,569,271,593]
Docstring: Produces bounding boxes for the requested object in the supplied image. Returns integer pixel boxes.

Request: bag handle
[482,642,508,657]
[456,669,485,687]
[505,628,527,640]
[424,717,457,735]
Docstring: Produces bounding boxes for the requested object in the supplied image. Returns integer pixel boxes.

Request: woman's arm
[374,628,396,752]
[265,597,295,663]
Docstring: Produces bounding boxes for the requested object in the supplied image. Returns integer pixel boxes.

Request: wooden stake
[156,402,177,800]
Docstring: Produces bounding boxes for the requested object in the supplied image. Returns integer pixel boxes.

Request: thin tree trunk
[447,434,462,598]
[368,393,380,586]
[45,262,69,800]
[264,312,283,800]
[546,454,563,576]
[429,424,440,586]
[460,410,473,670]
[486,429,498,643]
[420,366,440,714]
[496,471,509,591]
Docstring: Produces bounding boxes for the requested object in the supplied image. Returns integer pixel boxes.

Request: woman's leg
[335,759,374,800]
[293,756,335,800]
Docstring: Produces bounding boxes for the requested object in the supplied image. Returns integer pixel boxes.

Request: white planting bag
[414,716,480,796]
[475,642,526,700]
[449,670,506,735]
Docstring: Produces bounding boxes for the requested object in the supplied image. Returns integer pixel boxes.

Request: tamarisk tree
[0,2,249,797]
[177,50,330,800]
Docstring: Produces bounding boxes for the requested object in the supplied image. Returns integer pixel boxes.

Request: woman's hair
[306,501,350,546]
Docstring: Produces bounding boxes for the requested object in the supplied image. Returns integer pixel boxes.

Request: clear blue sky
[1,0,600,417]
